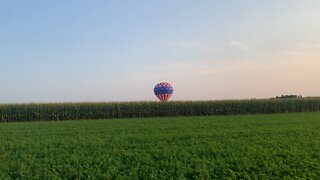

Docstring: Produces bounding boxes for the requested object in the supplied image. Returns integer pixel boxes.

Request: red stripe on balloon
[165,94,169,101]
[161,94,165,101]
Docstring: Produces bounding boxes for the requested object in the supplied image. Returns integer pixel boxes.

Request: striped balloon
[154,82,173,101]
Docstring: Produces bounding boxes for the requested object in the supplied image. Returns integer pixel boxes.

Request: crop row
[1,98,320,122]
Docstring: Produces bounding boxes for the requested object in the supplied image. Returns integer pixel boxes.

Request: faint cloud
[279,41,320,55]
[281,59,320,67]
[167,41,222,53]
[145,61,271,76]
[168,41,201,48]
[229,41,253,50]
[198,62,270,75]
[298,42,320,49]
[175,42,201,48]
[278,50,305,56]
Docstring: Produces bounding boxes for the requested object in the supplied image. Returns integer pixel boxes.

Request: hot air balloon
[154,82,173,101]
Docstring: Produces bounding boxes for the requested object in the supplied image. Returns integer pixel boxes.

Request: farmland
[0,112,320,179]
[1,98,320,122]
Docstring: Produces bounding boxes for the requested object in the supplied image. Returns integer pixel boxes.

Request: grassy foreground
[0,113,320,179]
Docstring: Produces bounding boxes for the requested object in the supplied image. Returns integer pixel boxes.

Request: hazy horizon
[1,0,320,103]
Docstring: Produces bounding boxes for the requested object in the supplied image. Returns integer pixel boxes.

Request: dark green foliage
[273,95,303,99]
[1,98,320,122]
[0,113,320,178]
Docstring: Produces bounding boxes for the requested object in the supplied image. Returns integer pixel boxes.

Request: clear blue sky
[1,0,320,103]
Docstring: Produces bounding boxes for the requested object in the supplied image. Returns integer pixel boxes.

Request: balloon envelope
[154,82,173,101]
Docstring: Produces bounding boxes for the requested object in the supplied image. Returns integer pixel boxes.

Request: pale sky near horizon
[1,0,320,103]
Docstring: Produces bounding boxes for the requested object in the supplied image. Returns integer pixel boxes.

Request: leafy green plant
[0,113,320,178]
[1,98,320,122]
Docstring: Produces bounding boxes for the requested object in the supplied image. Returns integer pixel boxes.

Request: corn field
[1,98,320,122]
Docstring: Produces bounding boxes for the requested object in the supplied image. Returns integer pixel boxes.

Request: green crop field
[1,112,320,179]
[1,98,320,122]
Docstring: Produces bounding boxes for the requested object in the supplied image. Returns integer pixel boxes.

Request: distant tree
[274,95,303,99]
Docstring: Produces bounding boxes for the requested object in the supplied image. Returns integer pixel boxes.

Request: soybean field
[0,112,320,179]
